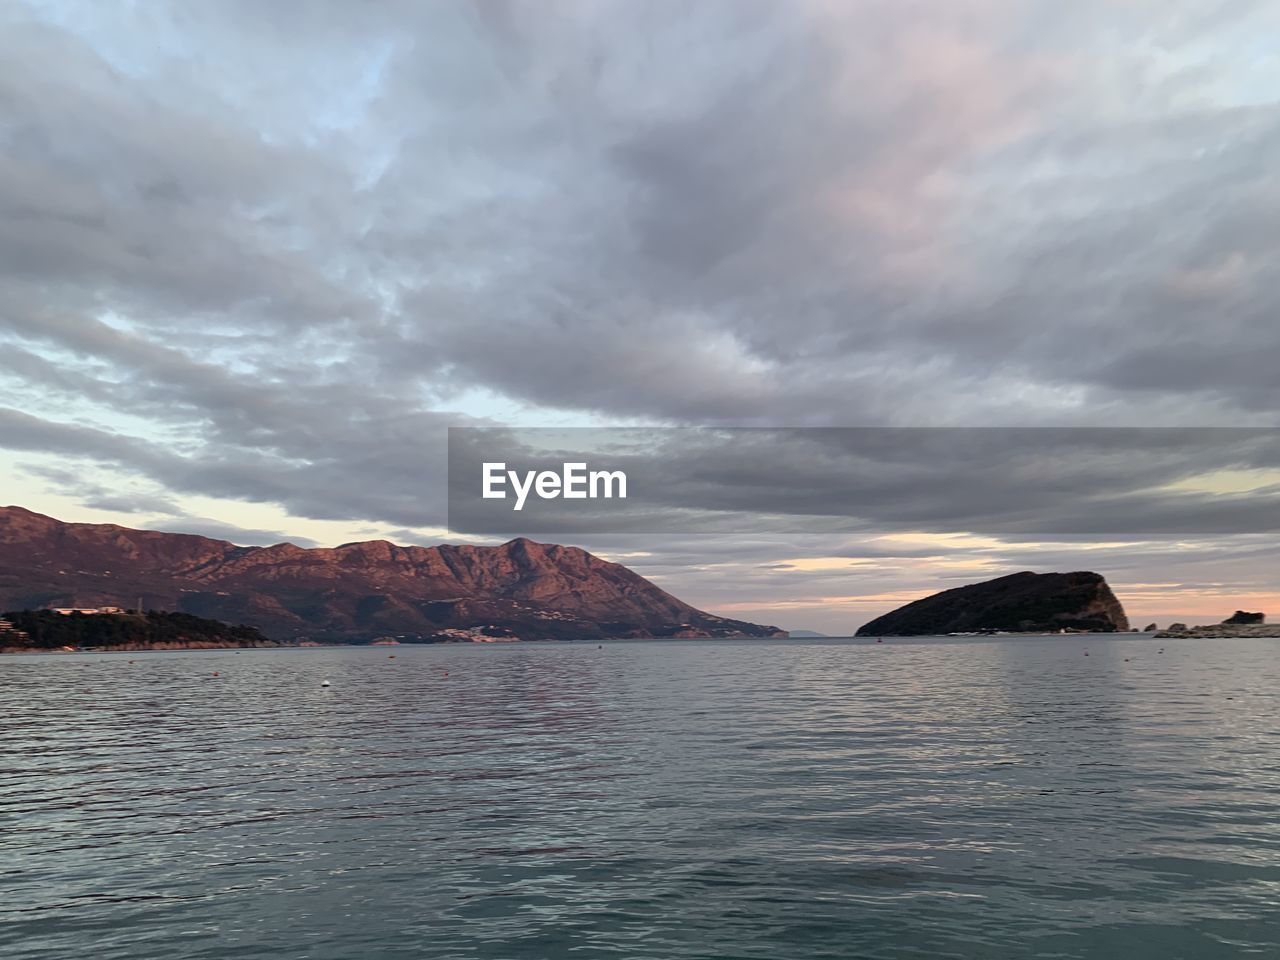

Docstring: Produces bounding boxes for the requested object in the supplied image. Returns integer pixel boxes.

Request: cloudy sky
[2,0,1279,632]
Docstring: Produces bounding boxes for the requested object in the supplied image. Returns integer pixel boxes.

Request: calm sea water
[2,636,1278,959]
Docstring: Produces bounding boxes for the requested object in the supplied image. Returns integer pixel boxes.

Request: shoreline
[1,640,282,655]
[8,630,1280,655]
[1154,624,1280,639]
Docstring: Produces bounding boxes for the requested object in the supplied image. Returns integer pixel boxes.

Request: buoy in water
[321,680,331,687]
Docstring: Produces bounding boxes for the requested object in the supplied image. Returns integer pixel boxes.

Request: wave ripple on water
[2,636,1278,959]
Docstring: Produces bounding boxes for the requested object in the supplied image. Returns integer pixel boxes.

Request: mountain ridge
[0,506,784,642]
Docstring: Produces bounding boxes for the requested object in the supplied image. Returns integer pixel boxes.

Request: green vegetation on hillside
[1,609,270,649]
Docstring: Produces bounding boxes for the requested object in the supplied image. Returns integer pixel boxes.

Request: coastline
[1154,624,1280,639]
[1,639,282,655]
[11,630,1279,656]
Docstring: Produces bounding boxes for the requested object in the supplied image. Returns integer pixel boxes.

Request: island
[855,571,1129,636]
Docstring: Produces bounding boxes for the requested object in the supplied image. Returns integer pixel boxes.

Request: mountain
[0,506,784,642]
[855,571,1129,636]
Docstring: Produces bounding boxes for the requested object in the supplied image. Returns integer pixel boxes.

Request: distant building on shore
[0,618,29,642]
[48,606,125,615]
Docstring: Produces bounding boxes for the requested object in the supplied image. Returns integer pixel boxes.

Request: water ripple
[2,636,1278,958]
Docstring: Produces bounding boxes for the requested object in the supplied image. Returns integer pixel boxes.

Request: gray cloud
[153,517,320,549]
[6,1,1278,437]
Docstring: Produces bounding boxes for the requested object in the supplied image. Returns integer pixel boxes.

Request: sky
[2,0,1279,633]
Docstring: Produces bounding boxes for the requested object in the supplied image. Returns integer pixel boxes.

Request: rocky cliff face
[855,571,1129,636]
[0,506,784,642]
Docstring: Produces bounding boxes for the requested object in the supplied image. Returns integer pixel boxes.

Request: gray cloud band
[448,427,1280,536]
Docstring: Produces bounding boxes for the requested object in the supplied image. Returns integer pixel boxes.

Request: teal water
[1,636,1278,959]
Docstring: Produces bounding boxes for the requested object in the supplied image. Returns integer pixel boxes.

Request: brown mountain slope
[0,506,783,642]
[855,571,1129,636]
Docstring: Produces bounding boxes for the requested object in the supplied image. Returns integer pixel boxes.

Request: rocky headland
[855,571,1129,636]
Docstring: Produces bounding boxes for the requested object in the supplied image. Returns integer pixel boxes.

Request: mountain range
[0,506,784,642]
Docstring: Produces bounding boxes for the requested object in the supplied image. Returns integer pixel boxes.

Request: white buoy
[321,680,331,687]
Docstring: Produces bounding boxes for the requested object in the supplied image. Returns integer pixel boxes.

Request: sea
[2,635,1277,959]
